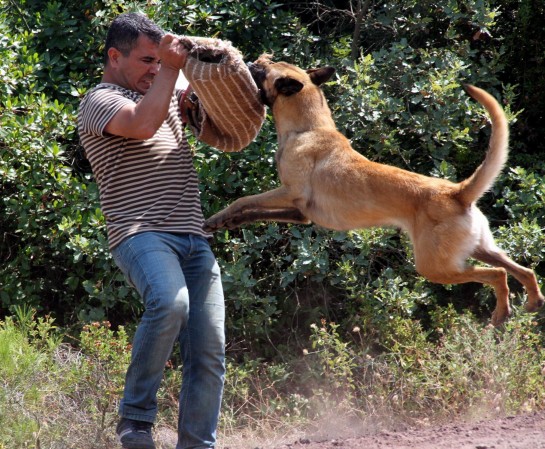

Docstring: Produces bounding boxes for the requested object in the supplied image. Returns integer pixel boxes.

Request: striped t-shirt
[77,83,210,249]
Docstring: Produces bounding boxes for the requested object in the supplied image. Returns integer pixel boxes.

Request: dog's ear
[307,67,335,86]
[275,77,304,96]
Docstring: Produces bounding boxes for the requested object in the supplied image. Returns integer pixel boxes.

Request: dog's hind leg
[412,226,512,325]
[416,258,512,326]
[469,208,545,313]
[472,246,545,313]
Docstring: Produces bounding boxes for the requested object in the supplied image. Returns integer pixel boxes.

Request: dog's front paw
[203,216,225,233]
[204,213,245,233]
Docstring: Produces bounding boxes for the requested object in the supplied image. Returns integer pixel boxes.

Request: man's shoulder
[78,84,139,136]
[78,83,140,121]
[84,83,141,102]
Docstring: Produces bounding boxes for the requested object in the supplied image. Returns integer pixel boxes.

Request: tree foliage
[1,0,544,357]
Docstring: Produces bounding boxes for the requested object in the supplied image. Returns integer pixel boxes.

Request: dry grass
[2,310,545,448]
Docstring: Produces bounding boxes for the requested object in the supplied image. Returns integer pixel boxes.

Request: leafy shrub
[295,310,545,423]
[0,311,61,448]
[76,321,131,431]
[1,0,544,383]
[492,0,545,156]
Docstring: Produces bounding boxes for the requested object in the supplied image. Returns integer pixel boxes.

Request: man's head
[104,13,164,65]
[102,13,165,94]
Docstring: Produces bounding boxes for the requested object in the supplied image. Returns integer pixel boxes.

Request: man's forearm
[130,66,180,138]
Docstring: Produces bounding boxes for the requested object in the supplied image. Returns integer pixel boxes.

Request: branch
[351,0,372,61]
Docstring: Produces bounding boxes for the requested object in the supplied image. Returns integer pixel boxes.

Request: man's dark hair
[104,12,165,65]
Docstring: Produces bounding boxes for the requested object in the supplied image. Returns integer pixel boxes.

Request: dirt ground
[264,410,545,449]
[154,410,545,448]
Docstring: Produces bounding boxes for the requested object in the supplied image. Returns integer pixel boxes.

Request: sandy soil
[266,411,545,449]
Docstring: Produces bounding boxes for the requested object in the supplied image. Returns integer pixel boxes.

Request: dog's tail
[456,84,509,206]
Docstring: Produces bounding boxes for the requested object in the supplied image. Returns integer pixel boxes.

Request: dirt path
[269,411,545,449]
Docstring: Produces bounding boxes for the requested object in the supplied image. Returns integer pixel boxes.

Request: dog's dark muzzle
[247,62,270,106]
[247,62,266,87]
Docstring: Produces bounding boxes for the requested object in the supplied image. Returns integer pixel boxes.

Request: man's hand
[158,34,188,71]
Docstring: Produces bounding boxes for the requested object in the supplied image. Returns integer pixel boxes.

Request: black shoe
[116,418,156,449]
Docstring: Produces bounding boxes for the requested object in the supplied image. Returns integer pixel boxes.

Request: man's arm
[104,34,188,140]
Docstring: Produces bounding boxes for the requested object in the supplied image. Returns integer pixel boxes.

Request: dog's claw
[204,214,239,232]
[203,219,221,233]
[525,295,545,313]
[491,307,512,327]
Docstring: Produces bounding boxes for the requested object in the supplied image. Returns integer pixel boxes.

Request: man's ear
[107,47,122,67]
[275,77,304,96]
[307,67,335,86]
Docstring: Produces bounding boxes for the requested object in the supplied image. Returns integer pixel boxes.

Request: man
[77,13,225,449]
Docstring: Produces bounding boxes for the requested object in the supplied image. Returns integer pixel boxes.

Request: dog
[203,54,544,325]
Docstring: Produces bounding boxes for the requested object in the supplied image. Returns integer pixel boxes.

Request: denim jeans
[112,232,225,449]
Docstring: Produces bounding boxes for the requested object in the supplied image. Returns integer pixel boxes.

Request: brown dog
[203,55,544,325]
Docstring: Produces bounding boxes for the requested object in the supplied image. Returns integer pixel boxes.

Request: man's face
[110,34,161,94]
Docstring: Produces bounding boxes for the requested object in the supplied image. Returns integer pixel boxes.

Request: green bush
[492,0,545,156]
[0,310,61,448]
[1,0,544,371]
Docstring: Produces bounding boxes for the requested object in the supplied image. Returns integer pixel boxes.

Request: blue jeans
[112,232,225,449]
